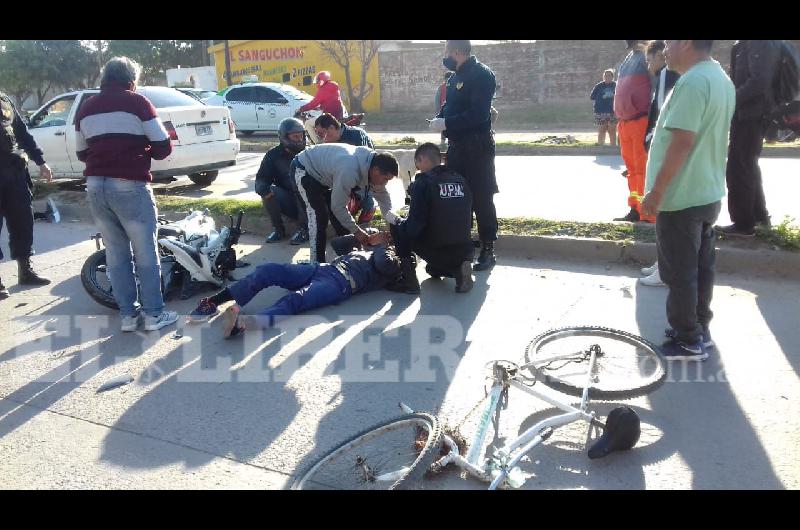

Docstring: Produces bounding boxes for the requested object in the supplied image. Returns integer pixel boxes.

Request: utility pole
[93,40,105,89]
[96,40,104,68]
[223,40,232,88]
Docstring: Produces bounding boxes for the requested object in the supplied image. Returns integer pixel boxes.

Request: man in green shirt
[641,40,735,361]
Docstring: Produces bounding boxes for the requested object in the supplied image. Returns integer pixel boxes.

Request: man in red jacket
[297,71,345,121]
[614,40,655,223]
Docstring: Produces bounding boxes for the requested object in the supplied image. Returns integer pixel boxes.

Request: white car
[176,87,219,102]
[205,82,318,135]
[26,86,239,186]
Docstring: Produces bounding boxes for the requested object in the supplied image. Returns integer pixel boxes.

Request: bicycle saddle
[587,406,641,459]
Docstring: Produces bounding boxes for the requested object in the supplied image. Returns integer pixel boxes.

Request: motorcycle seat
[157,225,185,239]
[162,238,203,268]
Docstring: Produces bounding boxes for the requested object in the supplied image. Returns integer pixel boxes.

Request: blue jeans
[227,262,351,328]
[86,177,164,318]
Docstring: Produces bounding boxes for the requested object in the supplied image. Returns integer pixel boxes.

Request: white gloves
[384,210,400,225]
[428,118,446,133]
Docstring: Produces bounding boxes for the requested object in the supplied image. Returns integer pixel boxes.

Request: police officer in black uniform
[255,117,308,245]
[429,40,498,272]
[389,142,474,294]
[0,90,53,300]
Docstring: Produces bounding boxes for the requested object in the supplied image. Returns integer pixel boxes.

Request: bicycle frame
[401,349,605,490]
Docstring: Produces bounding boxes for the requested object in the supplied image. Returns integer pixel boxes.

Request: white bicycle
[292,326,668,490]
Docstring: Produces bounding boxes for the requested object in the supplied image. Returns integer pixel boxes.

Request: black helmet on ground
[278,117,306,155]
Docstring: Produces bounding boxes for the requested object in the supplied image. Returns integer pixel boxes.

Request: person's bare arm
[641,128,696,216]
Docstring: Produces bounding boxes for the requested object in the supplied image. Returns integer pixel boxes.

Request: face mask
[288,141,305,155]
[442,56,458,72]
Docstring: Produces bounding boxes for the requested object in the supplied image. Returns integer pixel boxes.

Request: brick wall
[379,40,747,113]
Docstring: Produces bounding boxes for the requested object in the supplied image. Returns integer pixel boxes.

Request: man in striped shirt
[76,56,177,333]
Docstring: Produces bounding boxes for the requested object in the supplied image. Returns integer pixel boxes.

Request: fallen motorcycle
[81,210,244,310]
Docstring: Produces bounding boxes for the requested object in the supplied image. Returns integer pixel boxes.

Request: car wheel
[239,130,254,137]
[188,170,219,186]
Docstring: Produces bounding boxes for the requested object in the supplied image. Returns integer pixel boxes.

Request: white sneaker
[640,262,658,276]
[121,314,142,332]
[144,311,179,331]
[639,268,665,287]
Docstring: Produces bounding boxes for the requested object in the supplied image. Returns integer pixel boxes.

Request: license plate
[195,125,213,136]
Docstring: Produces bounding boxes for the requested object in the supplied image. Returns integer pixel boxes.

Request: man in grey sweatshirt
[291,143,400,263]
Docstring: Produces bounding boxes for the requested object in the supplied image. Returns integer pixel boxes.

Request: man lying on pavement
[186,244,403,338]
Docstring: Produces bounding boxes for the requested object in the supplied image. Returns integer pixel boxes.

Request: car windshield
[138,87,202,108]
[281,85,312,100]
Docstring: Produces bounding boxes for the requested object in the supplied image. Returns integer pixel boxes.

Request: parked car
[204,82,317,135]
[176,87,218,102]
[26,86,239,186]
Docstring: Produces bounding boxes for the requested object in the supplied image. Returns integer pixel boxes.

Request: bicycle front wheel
[524,326,667,400]
[291,413,442,490]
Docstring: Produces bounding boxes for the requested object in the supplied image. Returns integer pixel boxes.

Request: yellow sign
[208,40,381,113]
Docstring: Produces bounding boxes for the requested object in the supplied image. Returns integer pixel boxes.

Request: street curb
[42,192,800,280]
[497,234,800,280]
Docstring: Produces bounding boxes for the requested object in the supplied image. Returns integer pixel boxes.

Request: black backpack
[773,41,800,107]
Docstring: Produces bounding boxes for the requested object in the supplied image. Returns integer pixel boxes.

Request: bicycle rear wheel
[523,326,666,400]
[291,413,442,490]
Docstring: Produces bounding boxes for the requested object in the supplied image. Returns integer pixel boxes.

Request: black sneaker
[665,327,715,349]
[290,229,309,245]
[265,228,285,243]
[186,298,219,323]
[0,279,8,300]
[659,338,708,361]
[716,224,755,238]
[614,208,640,223]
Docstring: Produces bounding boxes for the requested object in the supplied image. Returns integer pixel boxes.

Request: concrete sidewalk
[1,222,797,489]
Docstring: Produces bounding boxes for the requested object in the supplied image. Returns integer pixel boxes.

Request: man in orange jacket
[614,40,655,223]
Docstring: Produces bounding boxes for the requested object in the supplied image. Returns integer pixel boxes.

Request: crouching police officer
[389,142,474,294]
[255,117,308,244]
[0,90,53,299]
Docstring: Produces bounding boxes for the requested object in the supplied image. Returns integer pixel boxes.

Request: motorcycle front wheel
[80,249,121,309]
[80,250,177,310]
